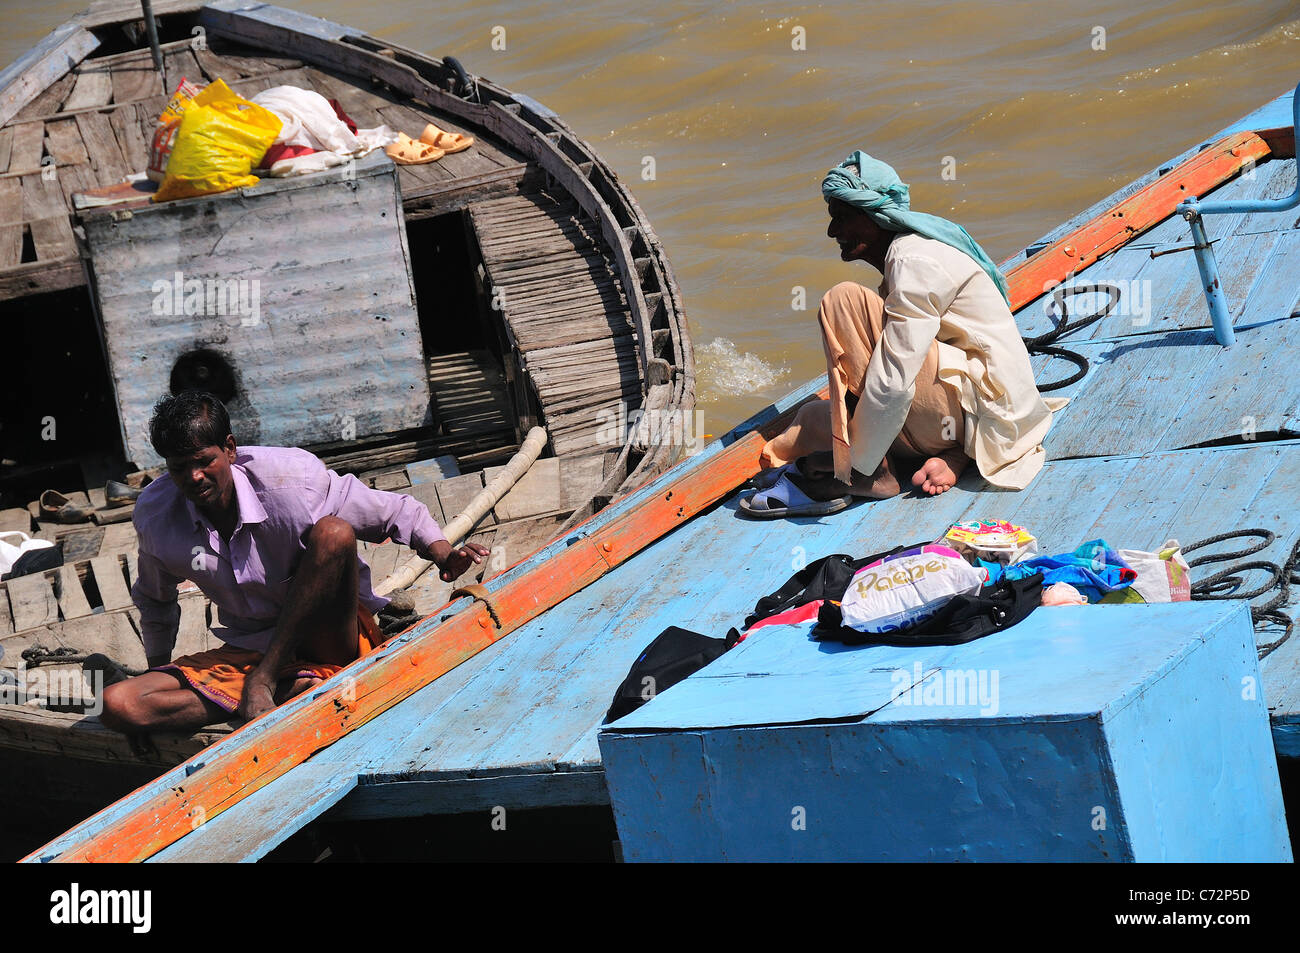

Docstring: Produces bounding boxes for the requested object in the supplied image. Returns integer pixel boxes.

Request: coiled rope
[1025,283,1122,392]
[1184,529,1300,659]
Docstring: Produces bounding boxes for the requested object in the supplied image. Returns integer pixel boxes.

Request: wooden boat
[22,65,1300,861]
[0,0,694,856]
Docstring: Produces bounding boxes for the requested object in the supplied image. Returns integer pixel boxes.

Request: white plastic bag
[0,532,54,576]
[1107,539,1192,603]
[839,544,984,634]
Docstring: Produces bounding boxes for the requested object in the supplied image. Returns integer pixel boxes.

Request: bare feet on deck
[910,453,969,496]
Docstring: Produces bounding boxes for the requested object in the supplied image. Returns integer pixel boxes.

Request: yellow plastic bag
[153,79,282,202]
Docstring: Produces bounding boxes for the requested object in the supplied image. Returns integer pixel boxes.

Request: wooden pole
[140,0,168,95]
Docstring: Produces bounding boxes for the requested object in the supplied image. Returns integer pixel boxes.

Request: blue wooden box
[598,602,1291,862]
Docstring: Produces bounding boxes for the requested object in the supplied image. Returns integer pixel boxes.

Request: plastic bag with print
[839,544,984,634]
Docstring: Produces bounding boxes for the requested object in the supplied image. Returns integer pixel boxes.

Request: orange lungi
[154,607,382,714]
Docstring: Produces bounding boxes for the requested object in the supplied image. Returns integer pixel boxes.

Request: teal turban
[822,151,1010,304]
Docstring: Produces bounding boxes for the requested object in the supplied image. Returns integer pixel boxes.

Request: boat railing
[1176,79,1300,346]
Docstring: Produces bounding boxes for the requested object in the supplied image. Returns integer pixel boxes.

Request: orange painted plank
[1004,131,1273,311]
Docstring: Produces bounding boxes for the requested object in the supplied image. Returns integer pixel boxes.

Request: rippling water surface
[7,1,1298,428]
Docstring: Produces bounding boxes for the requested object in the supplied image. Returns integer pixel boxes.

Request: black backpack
[741,540,929,630]
[604,626,740,723]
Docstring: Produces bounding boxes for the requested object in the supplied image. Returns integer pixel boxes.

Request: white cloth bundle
[251,86,397,177]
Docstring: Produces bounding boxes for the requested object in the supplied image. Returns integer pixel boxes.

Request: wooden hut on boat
[23,78,1300,864]
[0,0,692,852]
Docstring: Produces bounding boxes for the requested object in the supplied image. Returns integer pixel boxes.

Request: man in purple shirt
[99,392,488,732]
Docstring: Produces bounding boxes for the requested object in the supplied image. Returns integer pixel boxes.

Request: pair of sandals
[738,463,853,519]
[386,123,476,165]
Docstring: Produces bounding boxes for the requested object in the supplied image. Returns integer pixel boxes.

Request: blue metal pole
[1182,203,1233,346]
[1174,80,1300,345]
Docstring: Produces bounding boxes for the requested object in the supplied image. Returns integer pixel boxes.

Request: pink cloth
[131,445,446,658]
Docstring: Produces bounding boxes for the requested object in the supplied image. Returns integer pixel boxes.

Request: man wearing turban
[750,152,1063,512]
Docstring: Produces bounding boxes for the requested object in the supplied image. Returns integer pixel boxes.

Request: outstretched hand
[426,540,490,582]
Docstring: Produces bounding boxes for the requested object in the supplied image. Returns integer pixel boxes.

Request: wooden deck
[0,36,531,302]
[470,193,639,456]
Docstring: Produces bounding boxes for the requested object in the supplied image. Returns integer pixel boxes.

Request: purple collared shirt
[131,445,446,658]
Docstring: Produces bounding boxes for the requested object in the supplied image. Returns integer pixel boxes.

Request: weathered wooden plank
[42,117,89,168]
[0,508,30,534]
[75,109,130,185]
[55,528,102,564]
[0,703,227,765]
[0,180,20,266]
[7,123,46,175]
[405,455,459,485]
[194,46,304,80]
[61,68,114,113]
[0,591,12,636]
[486,457,562,522]
[0,256,85,300]
[362,542,404,584]
[27,215,77,262]
[55,162,99,211]
[434,471,493,527]
[399,482,447,530]
[79,0,205,29]
[110,61,164,105]
[20,172,66,220]
[12,74,78,124]
[108,102,151,172]
[149,760,358,862]
[97,521,137,557]
[0,22,100,126]
[90,555,132,611]
[173,596,217,659]
[0,126,12,174]
[90,610,148,672]
[54,565,93,620]
[164,48,204,89]
[371,469,409,492]
[5,573,60,632]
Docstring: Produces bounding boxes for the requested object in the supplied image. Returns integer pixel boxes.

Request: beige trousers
[761,281,967,478]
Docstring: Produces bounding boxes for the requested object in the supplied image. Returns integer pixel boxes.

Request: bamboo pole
[376,426,549,596]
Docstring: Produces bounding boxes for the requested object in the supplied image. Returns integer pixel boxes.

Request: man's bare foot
[274,675,324,704]
[911,454,968,495]
[236,676,277,723]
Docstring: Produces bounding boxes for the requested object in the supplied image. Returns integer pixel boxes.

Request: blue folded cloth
[984,539,1136,603]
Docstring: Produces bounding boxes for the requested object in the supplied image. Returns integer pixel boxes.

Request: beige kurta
[847,234,1066,489]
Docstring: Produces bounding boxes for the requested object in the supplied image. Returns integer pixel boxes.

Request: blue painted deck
[599,602,1290,861]
[46,87,1300,862]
